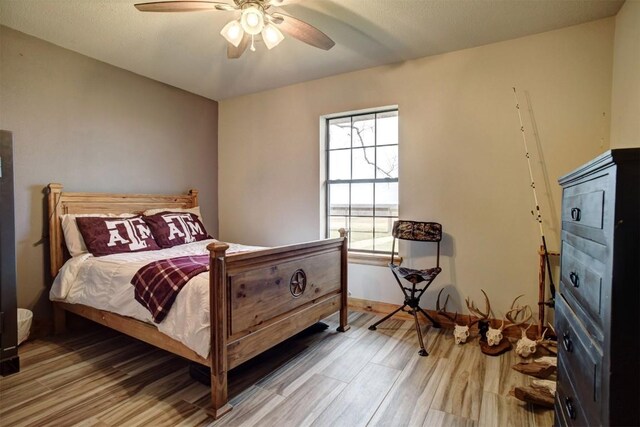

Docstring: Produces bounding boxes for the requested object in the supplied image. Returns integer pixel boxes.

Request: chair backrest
[392,220,442,242]
[390,220,442,267]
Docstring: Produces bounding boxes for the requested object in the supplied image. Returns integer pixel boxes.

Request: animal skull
[486,325,503,346]
[453,324,470,344]
[516,328,547,358]
[516,334,538,357]
[486,296,532,347]
[436,289,478,345]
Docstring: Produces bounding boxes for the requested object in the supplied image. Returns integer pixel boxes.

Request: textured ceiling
[0,0,624,100]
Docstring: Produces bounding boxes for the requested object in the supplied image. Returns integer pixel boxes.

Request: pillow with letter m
[75,216,160,256]
[143,212,211,248]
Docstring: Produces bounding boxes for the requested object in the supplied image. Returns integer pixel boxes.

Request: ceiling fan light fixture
[240,6,264,35]
[220,20,244,47]
[262,23,284,50]
[133,0,335,58]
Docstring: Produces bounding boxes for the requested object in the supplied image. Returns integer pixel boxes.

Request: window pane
[374,217,397,252]
[329,216,348,238]
[350,217,374,251]
[328,117,351,149]
[377,111,398,146]
[351,183,373,216]
[375,182,398,217]
[352,114,375,147]
[352,148,376,179]
[325,109,398,254]
[329,149,351,180]
[376,146,398,179]
[328,183,349,216]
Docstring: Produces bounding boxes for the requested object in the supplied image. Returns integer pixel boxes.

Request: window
[325,109,398,254]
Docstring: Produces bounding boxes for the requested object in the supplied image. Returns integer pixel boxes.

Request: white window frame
[320,106,399,262]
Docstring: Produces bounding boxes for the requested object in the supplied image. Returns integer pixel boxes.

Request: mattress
[50,239,261,358]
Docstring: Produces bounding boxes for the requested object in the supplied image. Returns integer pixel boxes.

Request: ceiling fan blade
[271,13,334,50]
[227,33,251,59]
[268,14,284,24]
[134,1,235,12]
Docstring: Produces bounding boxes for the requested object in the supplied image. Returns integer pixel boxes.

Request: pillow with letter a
[143,212,211,248]
[61,213,136,257]
[76,216,160,256]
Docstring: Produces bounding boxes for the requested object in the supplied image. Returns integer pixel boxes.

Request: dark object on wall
[555,148,639,427]
[0,130,20,376]
[368,220,443,356]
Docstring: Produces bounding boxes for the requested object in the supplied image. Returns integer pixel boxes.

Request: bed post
[48,183,64,278]
[48,184,67,334]
[207,241,233,419]
[337,228,350,332]
[188,189,199,207]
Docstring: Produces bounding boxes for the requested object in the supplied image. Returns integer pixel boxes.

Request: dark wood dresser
[1,130,19,376]
[555,148,639,426]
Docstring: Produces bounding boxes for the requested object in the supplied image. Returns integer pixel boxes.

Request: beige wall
[610,0,640,148]
[0,26,219,327]
[219,18,615,315]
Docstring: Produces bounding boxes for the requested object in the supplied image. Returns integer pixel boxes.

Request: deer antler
[466,289,491,326]
[436,289,459,325]
[503,295,532,331]
[546,322,556,336]
[536,328,549,343]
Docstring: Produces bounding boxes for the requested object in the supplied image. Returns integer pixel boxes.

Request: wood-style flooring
[0,311,554,426]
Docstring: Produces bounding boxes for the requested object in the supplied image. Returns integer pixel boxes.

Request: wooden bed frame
[47,183,349,419]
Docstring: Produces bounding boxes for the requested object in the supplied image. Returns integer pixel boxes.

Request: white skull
[516,331,537,357]
[453,325,470,344]
[486,327,503,346]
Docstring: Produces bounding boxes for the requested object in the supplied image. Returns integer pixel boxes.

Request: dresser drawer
[556,367,592,427]
[561,231,609,267]
[555,295,602,422]
[561,173,610,245]
[561,240,604,329]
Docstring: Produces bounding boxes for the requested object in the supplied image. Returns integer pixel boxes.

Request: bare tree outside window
[326,109,399,253]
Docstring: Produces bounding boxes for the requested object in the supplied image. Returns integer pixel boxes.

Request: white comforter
[50,239,260,358]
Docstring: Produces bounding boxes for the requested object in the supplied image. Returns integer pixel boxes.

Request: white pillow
[61,213,134,257]
[143,206,202,219]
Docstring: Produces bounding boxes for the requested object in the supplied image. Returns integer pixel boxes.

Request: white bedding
[50,239,261,358]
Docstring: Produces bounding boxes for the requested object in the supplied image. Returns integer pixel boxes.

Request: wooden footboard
[47,184,348,420]
[207,232,348,418]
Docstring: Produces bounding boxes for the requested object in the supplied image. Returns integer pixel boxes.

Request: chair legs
[368,304,406,331]
[368,300,437,357]
[412,308,428,356]
[370,273,441,356]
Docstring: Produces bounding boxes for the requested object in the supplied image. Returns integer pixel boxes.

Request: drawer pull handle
[569,272,580,287]
[563,331,573,353]
[565,397,577,420]
[570,207,581,221]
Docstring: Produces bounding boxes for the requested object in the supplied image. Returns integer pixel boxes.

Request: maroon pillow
[143,212,211,248]
[76,216,160,256]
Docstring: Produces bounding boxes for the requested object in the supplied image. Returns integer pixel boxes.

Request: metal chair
[368,220,443,356]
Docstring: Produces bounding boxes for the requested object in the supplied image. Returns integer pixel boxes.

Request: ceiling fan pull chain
[250,34,256,52]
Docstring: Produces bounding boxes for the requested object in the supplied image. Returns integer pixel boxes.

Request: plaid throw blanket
[131,255,210,323]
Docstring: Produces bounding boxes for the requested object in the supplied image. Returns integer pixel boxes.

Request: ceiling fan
[134,0,335,59]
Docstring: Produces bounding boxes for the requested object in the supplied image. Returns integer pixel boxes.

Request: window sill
[348,252,402,267]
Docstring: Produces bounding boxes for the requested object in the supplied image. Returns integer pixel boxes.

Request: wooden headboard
[47,183,199,278]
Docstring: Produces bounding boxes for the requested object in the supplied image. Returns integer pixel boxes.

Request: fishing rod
[512,87,556,307]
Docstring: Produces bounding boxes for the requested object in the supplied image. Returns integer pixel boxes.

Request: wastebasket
[17,308,33,345]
